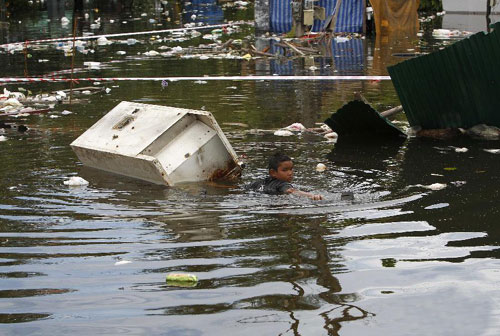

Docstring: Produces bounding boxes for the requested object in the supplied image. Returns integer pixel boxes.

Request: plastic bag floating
[71,101,242,186]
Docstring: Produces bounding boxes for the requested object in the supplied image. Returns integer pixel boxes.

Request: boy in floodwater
[247,152,323,200]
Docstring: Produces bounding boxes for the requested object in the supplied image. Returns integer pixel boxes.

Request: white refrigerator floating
[71,101,242,186]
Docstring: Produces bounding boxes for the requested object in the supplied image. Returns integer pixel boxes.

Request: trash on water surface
[423,183,447,191]
[274,129,294,137]
[284,123,306,132]
[114,260,132,266]
[63,176,89,186]
[70,101,243,186]
[453,147,468,153]
[483,149,500,154]
[466,124,500,140]
[166,273,198,287]
[0,135,7,142]
[316,163,327,172]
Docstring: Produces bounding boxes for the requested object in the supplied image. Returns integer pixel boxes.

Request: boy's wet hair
[268,152,292,171]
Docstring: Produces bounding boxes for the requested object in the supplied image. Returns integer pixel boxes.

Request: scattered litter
[97,36,112,45]
[0,135,7,142]
[430,173,444,177]
[453,147,468,153]
[126,38,138,45]
[82,90,92,95]
[56,91,67,99]
[423,183,447,190]
[242,53,252,61]
[424,203,449,210]
[166,273,198,283]
[2,98,23,108]
[143,50,160,56]
[116,51,126,55]
[335,36,350,43]
[274,129,294,136]
[83,61,101,69]
[114,260,132,266]
[432,29,472,39]
[443,167,457,171]
[194,80,207,84]
[316,163,327,172]
[324,132,338,142]
[284,123,306,132]
[49,115,60,119]
[63,176,89,186]
[61,110,73,115]
[451,181,466,187]
[105,88,112,94]
[483,149,500,154]
[466,124,500,140]
[61,17,70,25]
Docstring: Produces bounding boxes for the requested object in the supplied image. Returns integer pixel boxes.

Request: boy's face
[270,160,293,182]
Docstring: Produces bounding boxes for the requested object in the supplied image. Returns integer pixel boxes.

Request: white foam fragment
[274,129,294,136]
[423,183,447,191]
[316,163,327,172]
[114,260,132,265]
[63,176,89,186]
[484,149,500,154]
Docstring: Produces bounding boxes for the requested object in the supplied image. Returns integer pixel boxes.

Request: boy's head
[268,152,294,182]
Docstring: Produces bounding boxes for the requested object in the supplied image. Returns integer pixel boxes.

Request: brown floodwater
[0,1,500,335]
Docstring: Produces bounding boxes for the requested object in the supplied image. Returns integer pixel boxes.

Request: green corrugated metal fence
[388,22,500,129]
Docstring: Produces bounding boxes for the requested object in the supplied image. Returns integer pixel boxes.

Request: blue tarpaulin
[270,0,365,34]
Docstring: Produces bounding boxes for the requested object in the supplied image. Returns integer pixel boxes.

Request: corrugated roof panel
[388,22,500,129]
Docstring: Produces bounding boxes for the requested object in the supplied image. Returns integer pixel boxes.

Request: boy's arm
[286,188,323,200]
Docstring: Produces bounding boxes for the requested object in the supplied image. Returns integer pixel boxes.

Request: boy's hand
[310,194,323,201]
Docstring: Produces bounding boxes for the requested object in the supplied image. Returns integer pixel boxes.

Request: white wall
[442,0,499,14]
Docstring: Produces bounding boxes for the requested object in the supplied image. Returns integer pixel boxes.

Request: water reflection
[1,2,500,335]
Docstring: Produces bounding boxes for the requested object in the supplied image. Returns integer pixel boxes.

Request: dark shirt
[247,177,293,195]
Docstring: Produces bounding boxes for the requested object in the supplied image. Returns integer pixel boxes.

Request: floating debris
[423,183,447,191]
[273,129,294,137]
[324,100,407,142]
[63,176,89,186]
[0,135,7,142]
[316,163,327,172]
[114,260,132,266]
[483,149,500,154]
[453,147,468,153]
[166,273,198,283]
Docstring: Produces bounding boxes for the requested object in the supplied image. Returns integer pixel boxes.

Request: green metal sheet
[324,100,406,140]
[388,22,500,129]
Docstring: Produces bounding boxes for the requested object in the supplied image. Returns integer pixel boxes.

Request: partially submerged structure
[71,102,242,186]
[258,0,421,37]
[324,100,406,141]
[388,22,500,130]
[263,0,366,35]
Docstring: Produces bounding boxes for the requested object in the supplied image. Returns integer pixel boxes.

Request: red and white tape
[0,76,391,83]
